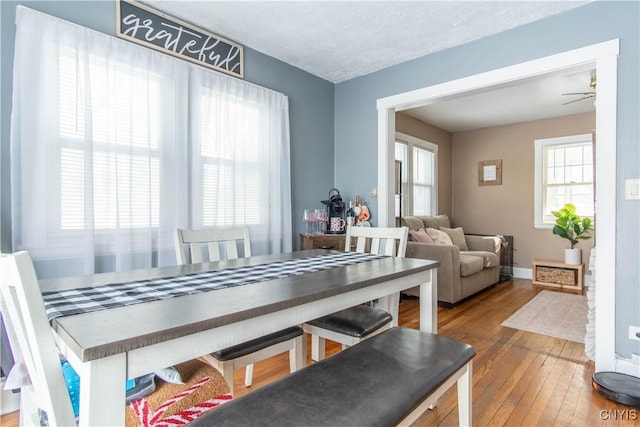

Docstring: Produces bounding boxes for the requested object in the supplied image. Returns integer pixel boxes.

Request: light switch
[625,179,640,200]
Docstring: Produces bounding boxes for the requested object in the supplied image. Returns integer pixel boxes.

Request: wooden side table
[532,260,584,294]
[300,233,349,251]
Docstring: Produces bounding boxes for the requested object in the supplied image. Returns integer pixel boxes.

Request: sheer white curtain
[189,68,292,254]
[11,7,292,275]
[11,7,188,274]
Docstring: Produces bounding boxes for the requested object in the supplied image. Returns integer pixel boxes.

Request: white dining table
[40,249,439,426]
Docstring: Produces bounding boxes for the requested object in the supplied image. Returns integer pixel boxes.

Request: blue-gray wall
[334,1,639,358]
[0,0,335,255]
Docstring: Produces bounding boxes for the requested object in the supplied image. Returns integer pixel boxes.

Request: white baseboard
[513,267,532,279]
[1,377,20,415]
[616,356,640,376]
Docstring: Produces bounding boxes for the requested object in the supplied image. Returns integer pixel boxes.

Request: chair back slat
[345,226,409,258]
[354,236,367,253]
[188,243,203,263]
[370,238,381,255]
[0,252,77,426]
[207,242,221,262]
[224,241,239,260]
[174,227,251,265]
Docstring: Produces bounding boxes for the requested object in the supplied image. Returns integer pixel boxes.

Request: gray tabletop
[41,250,438,362]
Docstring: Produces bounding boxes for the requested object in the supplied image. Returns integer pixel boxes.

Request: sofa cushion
[439,226,469,251]
[459,254,485,277]
[426,228,453,245]
[465,235,502,254]
[419,216,440,229]
[418,215,451,230]
[463,251,500,268]
[434,215,452,228]
[402,215,452,231]
[401,216,425,231]
[409,228,434,243]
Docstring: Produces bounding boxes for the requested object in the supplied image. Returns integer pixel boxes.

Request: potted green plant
[551,203,593,264]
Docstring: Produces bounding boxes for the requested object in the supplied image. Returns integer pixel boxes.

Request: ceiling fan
[562,74,596,105]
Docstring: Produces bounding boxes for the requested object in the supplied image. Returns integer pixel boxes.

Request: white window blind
[413,146,436,216]
[189,68,291,255]
[199,91,264,227]
[57,47,162,230]
[11,6,189,269]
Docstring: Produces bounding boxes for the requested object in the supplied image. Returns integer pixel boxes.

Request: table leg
[419,269,437,334]
[78,352,126,426]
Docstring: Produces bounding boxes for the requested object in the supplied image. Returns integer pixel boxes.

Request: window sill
[534,223,554,230]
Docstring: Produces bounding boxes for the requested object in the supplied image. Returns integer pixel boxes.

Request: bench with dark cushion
[190,327,475,427]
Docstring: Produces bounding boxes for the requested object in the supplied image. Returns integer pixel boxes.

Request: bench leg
[397,360,473,427]
[457,361,473,427]
[244,363,254,387]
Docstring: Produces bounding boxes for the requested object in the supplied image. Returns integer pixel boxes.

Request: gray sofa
[401,215,501,306]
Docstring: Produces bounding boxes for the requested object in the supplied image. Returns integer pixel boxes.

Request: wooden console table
[300,233,352,251]
[532,259,584,294]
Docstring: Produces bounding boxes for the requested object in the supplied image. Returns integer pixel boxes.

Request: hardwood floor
[2,278,637,426]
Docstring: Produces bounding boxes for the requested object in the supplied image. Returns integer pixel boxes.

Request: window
[395,132,438,217]
[57,47,162,231]
[534,134,594,228]
[412,146,436,216]
[190,69,290,243]
[198,91,265,227]
[12,7,291,269]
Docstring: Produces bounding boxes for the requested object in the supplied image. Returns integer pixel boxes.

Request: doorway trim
[377,39,619,372]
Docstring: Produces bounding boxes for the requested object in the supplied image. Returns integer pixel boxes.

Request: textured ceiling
[404,66,596,132]
[141,1,595,131]
[143,1,589,83]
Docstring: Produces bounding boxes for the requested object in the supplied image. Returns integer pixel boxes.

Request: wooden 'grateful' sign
[116,0,244,78]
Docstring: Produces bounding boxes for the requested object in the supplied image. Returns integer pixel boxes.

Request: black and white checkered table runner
[43,252,387,321]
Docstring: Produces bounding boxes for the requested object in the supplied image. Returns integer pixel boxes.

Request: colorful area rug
[125,359,231,426]
[501,290,587,343]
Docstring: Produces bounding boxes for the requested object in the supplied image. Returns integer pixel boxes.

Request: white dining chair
[174,227,305,395]
[174,227,252,264]
[0,251,77,427]
[303,225,409,361]
[1,252,235,426]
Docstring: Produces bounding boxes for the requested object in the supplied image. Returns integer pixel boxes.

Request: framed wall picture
[478,159,503,186]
